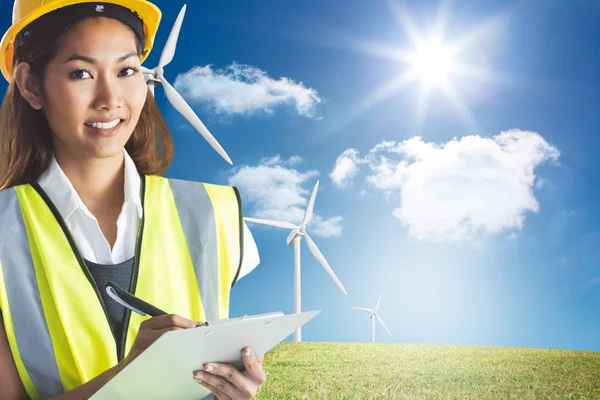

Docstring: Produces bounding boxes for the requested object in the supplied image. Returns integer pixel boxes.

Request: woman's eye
[119,67,139,77]
[70,69,91,79]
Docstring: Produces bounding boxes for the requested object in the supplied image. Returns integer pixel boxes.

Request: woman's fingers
[193,369,238,399]
[140,314,198,330]
[129,326,184,356]
[192,348,265,399]
[123,314,205,369]
[152,326,185,337]
[241,348,266,385]
[195,379,231,399]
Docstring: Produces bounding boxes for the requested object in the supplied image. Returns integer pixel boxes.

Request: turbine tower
[244,180,347,342]
[141,4,232,165]
[352,294,391,343]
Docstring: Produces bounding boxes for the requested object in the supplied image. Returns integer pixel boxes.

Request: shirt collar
[37,148,143,221]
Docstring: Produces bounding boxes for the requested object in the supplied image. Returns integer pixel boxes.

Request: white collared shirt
[37,149,259,281]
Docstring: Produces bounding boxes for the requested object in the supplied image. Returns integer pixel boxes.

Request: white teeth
[85,119,121,129]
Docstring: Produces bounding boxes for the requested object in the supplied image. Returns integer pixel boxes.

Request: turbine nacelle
[286,226,306,245]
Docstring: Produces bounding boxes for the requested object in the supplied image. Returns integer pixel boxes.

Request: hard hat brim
[0,0,162,82]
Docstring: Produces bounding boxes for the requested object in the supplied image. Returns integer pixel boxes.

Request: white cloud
[260,154,303,167]
[289,156,303,166]
[261,155,283,166]
[173,62,321,117]
[229,156,343,238]
[535,177,545,190]
[330,148,366,188]
[306,215,343,238]
[331,129,560,242]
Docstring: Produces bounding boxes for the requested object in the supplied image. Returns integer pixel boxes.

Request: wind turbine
[352,294,392,343]
[141,4,232,165]
[244,180,347,342]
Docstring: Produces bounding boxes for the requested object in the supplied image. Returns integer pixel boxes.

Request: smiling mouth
[84,119,124,129]
[83,119,126,136]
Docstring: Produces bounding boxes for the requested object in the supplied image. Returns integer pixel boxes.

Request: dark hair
[0,16,174,190]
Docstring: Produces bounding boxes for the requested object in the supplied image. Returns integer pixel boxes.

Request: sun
[409,38,456,88]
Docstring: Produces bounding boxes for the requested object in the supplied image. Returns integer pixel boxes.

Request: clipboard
[90,310,320,400]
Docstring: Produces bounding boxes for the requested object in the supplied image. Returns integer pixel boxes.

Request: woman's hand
[192,347,266,399]
[120,314,200,369]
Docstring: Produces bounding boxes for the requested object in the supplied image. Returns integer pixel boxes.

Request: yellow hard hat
[0,0,162,82]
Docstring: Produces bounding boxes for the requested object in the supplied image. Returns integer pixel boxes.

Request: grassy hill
[255,342,600,399]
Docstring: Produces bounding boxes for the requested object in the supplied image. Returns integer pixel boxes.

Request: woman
[0,1,266,399]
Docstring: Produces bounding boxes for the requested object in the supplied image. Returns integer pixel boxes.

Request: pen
[105,281,168,317]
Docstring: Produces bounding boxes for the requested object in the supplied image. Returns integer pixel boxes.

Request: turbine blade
[376,314,392,336]
[161,78,233,164]
[304,232,347,295]
[244,217,296,230]
[159,4,187,68]
[351,307,372,312]
[302,180,319,226]
[375,294,381,311]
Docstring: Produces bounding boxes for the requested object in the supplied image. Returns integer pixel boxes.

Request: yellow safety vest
[0,174,243,399]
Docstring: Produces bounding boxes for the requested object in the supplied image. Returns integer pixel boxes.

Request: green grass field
[255,342,600,399]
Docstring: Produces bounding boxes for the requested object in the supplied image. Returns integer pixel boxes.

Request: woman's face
[40,17,147,161]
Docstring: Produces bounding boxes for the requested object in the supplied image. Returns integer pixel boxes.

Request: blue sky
[2,0,600,352]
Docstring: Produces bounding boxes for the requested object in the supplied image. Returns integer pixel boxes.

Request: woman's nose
[92,75,122,110]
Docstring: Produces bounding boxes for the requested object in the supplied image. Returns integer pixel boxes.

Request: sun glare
[336,2,500,133]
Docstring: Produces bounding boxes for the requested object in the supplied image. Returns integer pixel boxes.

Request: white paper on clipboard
[89,310,320,400]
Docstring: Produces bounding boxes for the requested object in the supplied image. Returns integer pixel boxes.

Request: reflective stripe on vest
[0,175,243,399]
